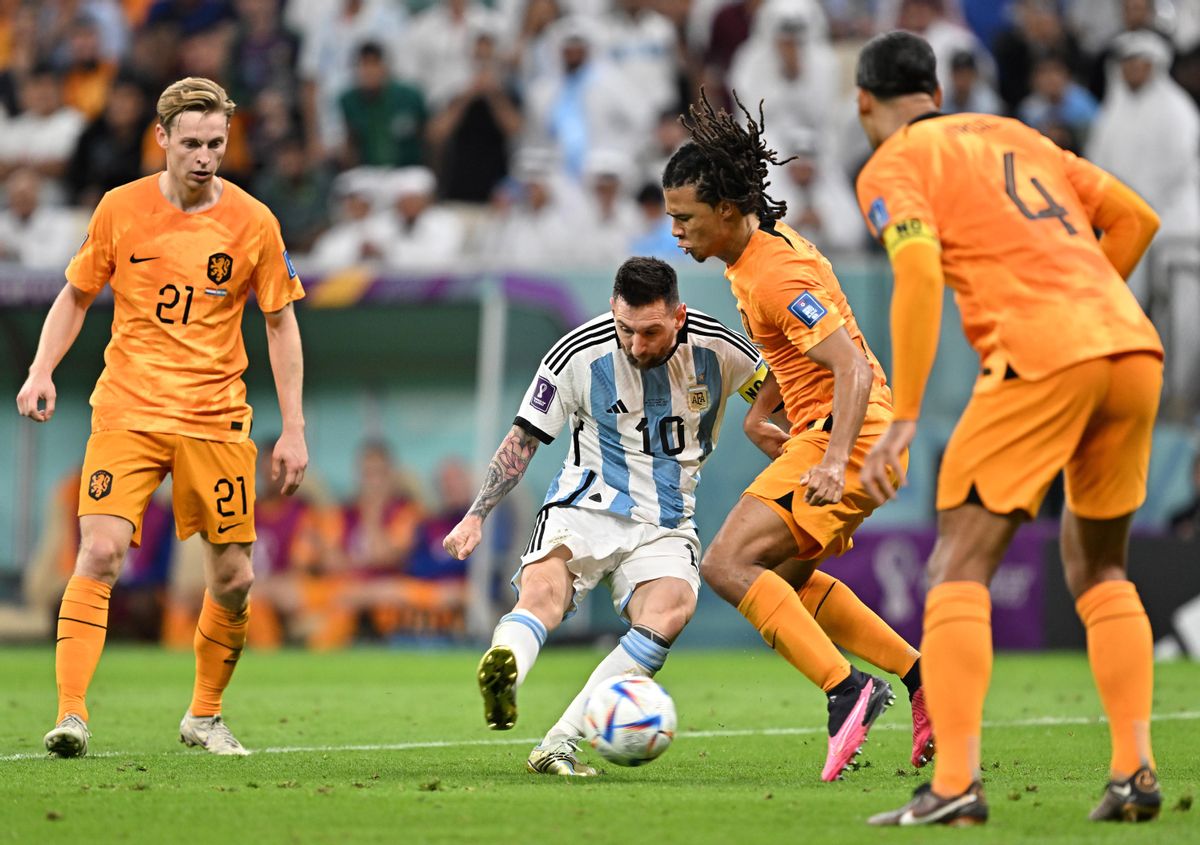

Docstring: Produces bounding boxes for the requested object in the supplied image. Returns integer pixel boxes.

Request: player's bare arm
[444,424,541,560]
[16,284,97,422]
[264,302,307,495]
[743,371,790,460]
[862,239,944,504]
[801,327,873,506]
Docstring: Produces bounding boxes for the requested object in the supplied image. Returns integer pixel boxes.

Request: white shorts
[513,506,701,621]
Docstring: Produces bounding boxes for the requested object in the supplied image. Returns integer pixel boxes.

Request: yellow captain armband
[881,218,940,259]
[737,360,769,403]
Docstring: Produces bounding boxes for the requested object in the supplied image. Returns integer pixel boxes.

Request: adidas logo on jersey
[605,400,629,414]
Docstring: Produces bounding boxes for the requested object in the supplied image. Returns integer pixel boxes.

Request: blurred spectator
[942,49,1003,114]
[59,14,117,121]
[298,0,407,160]
[629,181,679,260]
[409,459,474,582]
[246,85,300,175]
[508,0,562,94]
[897,0,996,95]
[637,107,688,188]
[304,439,425,649]
[226,0,300,106]
[427,24,522,203]
[728,1,840,143]
[1169,454,1200,541]
[66,74,150,206]
[399,0,497,109]
[598,0,680,125]
[0,2,38,116]
[1088,29,1200,410]
[0,64,85,183]
[772,127,863,252]
[1085,0,1176,100]
[339,42,426,169]
[483,147,583,267]
[306,166,388,272]
[525,17,648,177]
[383,166,467,271]
[251,135,333,253]
[575,149,640,267]
[992,0,1085,113]
[37,0,130,67]
[703,0,764,95]
[146,0,234,36]
[1018,52,1098,152]
[0,168,86,269]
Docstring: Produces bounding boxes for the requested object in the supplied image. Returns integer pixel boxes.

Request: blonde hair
[156,77,236,133]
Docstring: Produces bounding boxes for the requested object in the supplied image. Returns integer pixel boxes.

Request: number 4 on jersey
[1003,151,1076,235]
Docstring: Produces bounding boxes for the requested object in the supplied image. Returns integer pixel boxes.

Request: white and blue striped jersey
[514,309,767,530]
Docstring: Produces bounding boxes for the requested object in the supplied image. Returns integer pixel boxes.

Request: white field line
[4,710,1199,763]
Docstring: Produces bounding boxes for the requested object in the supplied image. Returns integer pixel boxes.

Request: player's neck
[873,96,940,147]
[158,170,223,213]
[719,213,760,266]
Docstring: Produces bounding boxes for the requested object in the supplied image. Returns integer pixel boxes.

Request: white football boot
[44,714,90,758]
[526,738,598,777]
[179,711,251,756]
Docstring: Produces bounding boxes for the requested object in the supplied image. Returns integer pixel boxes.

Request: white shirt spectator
[383,167,467,270]
[595,0,679,123]
[0,169,87,270]
[770,129,863,253]
[484,149,586,268]
[574,149,642,267]
[307,167,393,273]
[399,0,503,108]
[728,0,839,142]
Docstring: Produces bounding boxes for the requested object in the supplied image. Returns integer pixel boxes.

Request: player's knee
[76,535,126,583]
[516,567,570,622]
[1065,564,1125,599]
[698,552,735,598]
[210,568,254,603]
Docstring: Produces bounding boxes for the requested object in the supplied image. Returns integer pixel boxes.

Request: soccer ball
[583,675,676,766]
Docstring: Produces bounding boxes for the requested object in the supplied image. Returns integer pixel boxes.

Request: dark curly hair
[662,89,793,222]
[612,256,679,307]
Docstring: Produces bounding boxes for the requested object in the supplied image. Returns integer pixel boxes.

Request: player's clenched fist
[16,371,56,422]
[800,459,846,506]
[443,514,483,560]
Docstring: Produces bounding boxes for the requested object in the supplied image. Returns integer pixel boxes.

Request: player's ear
[932,85,943,109]
[856,88,872,118]
[674,301,686,329]
[154,122,169,151]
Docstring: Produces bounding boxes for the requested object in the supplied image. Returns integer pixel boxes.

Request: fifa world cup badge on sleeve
[530,377,557,413]
[787,292,828,329]
[868,197,890,237]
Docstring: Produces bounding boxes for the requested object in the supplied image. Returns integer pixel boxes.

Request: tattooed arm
[443,424,542,560]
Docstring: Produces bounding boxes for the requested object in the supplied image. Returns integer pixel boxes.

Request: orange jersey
[856,113,1162,380]
[66,174,304,442]
[726,221,893,434]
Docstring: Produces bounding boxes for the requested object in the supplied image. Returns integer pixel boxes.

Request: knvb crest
[88,470,113,501]
[207,252,233,285]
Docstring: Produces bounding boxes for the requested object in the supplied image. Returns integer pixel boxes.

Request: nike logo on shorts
[216,522,244,534]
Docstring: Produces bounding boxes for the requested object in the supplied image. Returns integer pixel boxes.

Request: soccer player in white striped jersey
[443,256,767,776]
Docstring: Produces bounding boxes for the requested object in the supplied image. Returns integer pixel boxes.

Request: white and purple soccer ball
[583,675,676,766]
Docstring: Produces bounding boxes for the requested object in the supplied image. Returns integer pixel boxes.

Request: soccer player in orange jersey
[15,77,307,758]
[853,33,1164,826]
[662,94,933,782]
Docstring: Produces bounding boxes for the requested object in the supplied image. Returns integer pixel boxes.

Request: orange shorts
[79,430,258,546]
[744,428,907,561]
[938,352,1162,519]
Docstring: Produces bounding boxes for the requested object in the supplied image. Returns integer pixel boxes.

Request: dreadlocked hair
[663,88,794,222]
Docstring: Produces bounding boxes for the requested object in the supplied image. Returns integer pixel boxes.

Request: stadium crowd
[0,0,1198,268]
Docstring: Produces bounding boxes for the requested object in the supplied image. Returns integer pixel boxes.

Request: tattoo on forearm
[468,428,540,519]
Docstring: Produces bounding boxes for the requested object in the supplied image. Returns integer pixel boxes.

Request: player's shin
[190,591,249,716]
[491,609,548,684]
[55,575,112,722]
[797,570,920,688]
[1076,580,1155,778]
[541,625,669,745]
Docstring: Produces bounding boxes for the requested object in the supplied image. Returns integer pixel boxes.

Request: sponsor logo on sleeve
[787,292,828,329]
[529,376,557,413]
[283,250,297,279]
[868,197,889,235]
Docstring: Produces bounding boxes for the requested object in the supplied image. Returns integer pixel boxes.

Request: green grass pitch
[1,646,1196,844]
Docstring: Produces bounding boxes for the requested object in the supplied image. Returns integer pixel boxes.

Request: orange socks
[738,570,850,692]
[1076,580,1155,778]
[798,570,919,678]
[190,591,249,717]
[55,575,112,722]
[922,581,992,796]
